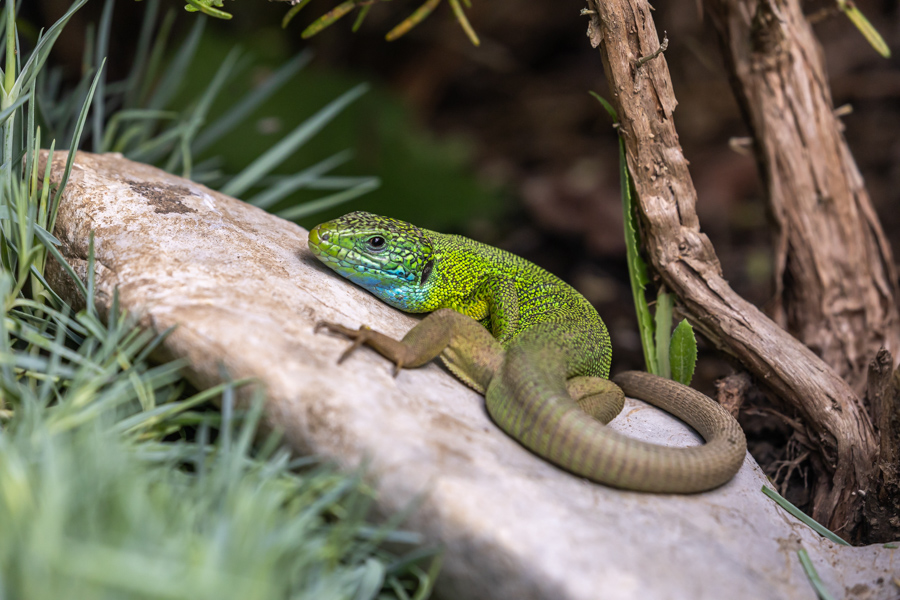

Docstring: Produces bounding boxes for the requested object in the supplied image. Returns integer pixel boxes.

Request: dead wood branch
[867,348,896,469]
[584,0,878,538]
[863,349,900,540]
[704,0,900,400]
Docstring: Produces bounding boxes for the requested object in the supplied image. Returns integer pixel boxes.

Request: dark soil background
[26,0,900,503]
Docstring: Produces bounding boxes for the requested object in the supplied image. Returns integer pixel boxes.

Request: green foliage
[281,0,480,46]
[654,291,673,379]
[590,92,698,382]
[0,295,441,599]
[114,0,499,231]
[589,92,658,375]
[836,0,890,58]
[797,548,837,600]
[1,3,441,598]
[170,28,499,231]
[165,0,482,46]
[669,319,697,386]
[183,0,233,19]
[1,373,440,599]
[760,486,849,546]
[37,0,379,223]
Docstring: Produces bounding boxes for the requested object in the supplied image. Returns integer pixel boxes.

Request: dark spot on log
[127,180,197,214]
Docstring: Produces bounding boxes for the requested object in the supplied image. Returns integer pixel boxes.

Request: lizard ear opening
[420,259,434,285]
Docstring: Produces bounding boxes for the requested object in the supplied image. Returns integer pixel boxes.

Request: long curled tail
[485,342,746,492]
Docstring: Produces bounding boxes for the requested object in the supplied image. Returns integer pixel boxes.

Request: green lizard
[309,211,746,493]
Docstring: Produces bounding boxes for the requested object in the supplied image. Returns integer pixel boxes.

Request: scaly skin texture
[309,211,746,493]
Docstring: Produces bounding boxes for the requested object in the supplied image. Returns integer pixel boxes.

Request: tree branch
[584,0,877,536]
[704,0,900,400]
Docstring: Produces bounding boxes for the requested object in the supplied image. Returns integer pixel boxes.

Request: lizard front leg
[317,308,504,393]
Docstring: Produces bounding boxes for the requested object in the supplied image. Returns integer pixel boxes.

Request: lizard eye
[366,236,386,251]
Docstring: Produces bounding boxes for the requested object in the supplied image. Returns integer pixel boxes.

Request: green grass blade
[590,91,657,373]
[55,66,94,146]
[301,1,358,39]
[353,558,386,600]
[136,8,175,109]
[352,4,372,32]
[192,50,312,155]
[49,59,105,234]
[0,91,29,129]
[35,237,88,301]
[276,178,379,220]
[12,0,90,98]
[282,0,315,28]
[298,175,377,190]
[247,149,352,209]
[165,46,242,176]
[761,486,850,546]
[221,83,368,198]
[25,81,36,187]
[101,109,177,153]
[122,0,159,109]
[91,0,113,152]
[113,379,249,436]
[126,123,185,163]
[797,548,837,600]
[146,16,204,111]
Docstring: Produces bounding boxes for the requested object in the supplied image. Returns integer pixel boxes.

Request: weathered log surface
[41,151,898,600]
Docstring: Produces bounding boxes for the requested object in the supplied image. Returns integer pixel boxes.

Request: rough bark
[704,0,900,541]
[584,0,878,537]
[863,349,900,541]
[704,0,900,401]
[867,349,896,470]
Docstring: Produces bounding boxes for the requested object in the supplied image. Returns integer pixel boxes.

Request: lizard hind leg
[566,376,625,424]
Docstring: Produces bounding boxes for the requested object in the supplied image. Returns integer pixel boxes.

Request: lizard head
[308,211,436,311]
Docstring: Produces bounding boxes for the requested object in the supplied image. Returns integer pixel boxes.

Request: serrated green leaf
[592,92,657,375]
[669,318,697,385]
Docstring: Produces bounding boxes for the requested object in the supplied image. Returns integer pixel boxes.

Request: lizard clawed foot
[314,321,406,375]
